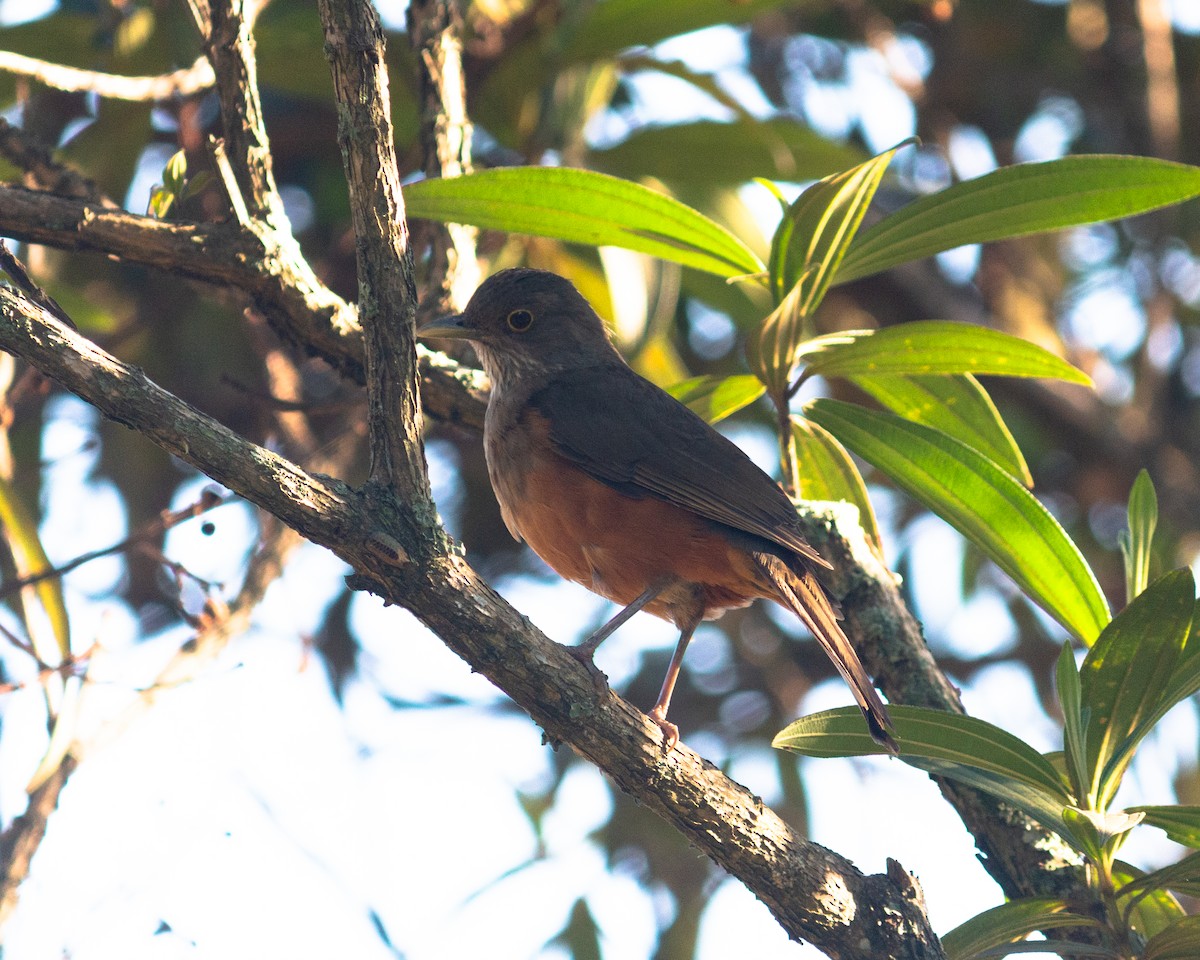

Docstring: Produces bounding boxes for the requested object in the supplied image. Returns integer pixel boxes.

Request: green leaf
[163,148,187,193]
[1117,850,1200,899]
[665,374,764,424]
[1057,642,1089,804]
[797,322,1092,384]
[940,898,1098,960]
[1143,915,1200,960]
[1081,568,1194,808]
[768,141,910,304]
[1121,469,1158,604]
[590,118,863,186]
[774,704,1071,801]
[0,476,70,663]
[850,374,1032,486]
[790,416,882,553]
[1134,806,1200,849]
[403,168,764,279]
[751,142,910,394]
[839,155,1200,284]
[1115,863,1187,941]
[806,399,1109,642]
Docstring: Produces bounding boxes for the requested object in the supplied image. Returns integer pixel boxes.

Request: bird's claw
[647,708,679,751]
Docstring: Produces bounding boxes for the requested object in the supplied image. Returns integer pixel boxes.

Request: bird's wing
[527,364,829,567]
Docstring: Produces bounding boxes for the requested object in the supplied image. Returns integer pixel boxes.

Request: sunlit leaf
[806,399,1109,642]
[751,142,909,396]
[790,416,882,553]
[1143,914,1200,960]
[1117,850,1200,900]
[940,898,1098,960]
[767,142,909,304]
[0,475,70,663]
[1081,568,1194,808]
[1056,642,1089,804]
[1121,469,1158,604]
[774,704,1070,801]
[797,322,1091,384]
[404,168,764,279]
[851,374,1031,485]
[839,155,1200,283]
[665,374,764,424]
[1115,862,1187,942]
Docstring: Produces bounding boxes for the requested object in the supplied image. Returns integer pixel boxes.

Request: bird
[418,267,894,750]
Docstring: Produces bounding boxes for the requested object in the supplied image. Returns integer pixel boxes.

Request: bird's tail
[758,554,897,752]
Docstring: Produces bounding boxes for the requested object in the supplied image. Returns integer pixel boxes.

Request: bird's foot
[567,642,610,694]
[647,707,679,751]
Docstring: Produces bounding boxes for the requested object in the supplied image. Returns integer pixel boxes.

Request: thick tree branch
[0,262,943,960]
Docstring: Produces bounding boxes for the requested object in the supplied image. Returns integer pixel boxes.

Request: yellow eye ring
[506,309,534,332]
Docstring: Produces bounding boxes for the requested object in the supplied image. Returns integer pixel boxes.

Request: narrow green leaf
[851,373,1031,485]
[1115,863,1187,941]
[1117,850,1200,899]
[806,399,1109,642]
[768,142,910,304]
[798,322,1091,384]
[1131,807,1200,849]
[1081,568,1194,808]
[0,476,70,663]
[751,142,910,395]
[1057,642,1089,804]
[1152,600,1200,725]
[790,416,883,553]
[403,168,764,279]
[940,898,1098,960]
[839,155,1200,283]
[665,374,765,424]
[1143,914,1200,960]
[774,704,1070,800]
[1121,469,1158,604]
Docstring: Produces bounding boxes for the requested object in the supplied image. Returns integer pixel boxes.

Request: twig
[0,52,214,102]
[408,0,480,318]
[0,490,226,603]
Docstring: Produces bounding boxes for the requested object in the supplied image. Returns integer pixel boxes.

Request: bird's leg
[647,610,702,749]
[569,579,671,691]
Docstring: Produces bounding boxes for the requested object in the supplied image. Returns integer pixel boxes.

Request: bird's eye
[506,309,534,333]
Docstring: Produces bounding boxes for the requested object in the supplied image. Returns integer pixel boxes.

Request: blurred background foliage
[3,0,1200,957]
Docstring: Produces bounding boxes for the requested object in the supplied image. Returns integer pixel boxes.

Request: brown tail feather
[758,554,897,752]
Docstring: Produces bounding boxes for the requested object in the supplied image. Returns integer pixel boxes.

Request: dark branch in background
[408,0,480,318]
[0,118,115,205]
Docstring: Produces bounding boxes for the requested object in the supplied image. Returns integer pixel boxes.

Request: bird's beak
[416,314,473,340]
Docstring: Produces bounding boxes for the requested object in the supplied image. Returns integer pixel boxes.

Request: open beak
[416,314,472,340]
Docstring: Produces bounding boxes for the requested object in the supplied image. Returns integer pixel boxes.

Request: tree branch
[0,269,943,960]
[0,52,214,102]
